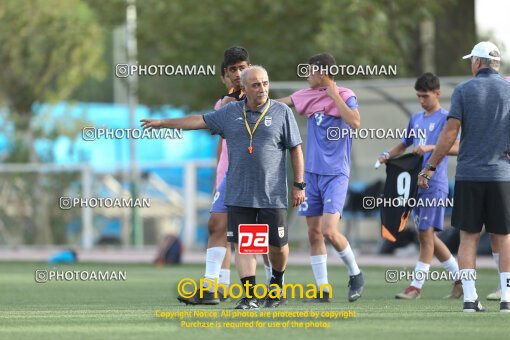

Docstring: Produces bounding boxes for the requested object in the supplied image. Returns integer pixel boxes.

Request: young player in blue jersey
[279,53,364,302]
[377,73,461,299]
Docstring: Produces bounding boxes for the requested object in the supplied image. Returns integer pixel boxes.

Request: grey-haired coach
[418,41,510,313]
[141,65,305,310]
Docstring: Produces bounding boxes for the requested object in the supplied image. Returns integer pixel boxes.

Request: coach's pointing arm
[141,103,232,132]
[140,115,208,130]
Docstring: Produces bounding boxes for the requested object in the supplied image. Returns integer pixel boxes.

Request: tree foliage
[0,0,104,160]
[80,0,468,111]
[0,0,104,118]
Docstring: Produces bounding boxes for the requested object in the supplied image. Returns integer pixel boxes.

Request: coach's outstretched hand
[292,187,305,207]
[140,119,164,129]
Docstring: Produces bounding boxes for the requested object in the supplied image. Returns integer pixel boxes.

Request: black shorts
[227,206,288,247]
[452,181,510,234]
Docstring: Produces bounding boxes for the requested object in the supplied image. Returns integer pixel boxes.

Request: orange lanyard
[243,100,271,154]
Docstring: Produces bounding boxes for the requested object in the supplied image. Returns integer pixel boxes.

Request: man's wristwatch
[293,182,306,190]
[425,163,437,171]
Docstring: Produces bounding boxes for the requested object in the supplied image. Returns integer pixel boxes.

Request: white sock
[337,244,361,276]
[310,255,330,293]
[264,264,272,285]
[410,261,430,289]
[219,269,230,287]
[500,272,510,302]
[461,269,478,302]
[493,252,501,289]
[441,256,459,280]
[204,247,226,290]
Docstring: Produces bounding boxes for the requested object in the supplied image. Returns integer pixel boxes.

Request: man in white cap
[417,41,510,313]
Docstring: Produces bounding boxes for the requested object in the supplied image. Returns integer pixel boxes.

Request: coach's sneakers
[395,286,421,300]
[234,297,260,310]
[443,280,463,299]
[500,301,510,313]
[263,296,282,308]
[463,299,486,312]
[303,291,332,303]
[487,288,502,301]
[348,272,364,302]
[178,290,219,305]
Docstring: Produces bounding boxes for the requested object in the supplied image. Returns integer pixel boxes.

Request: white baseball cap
[462,41,501,60]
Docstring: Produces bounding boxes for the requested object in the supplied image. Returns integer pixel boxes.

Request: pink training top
[290,85,358,176]
[291,86,356,117]
[214,99,229,188]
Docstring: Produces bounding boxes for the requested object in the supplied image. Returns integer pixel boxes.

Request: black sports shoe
[178,290,219,305]
[263,296,281,308]
[500,301,510,313]
[348,272,364,302]
[234,297,260,310]
[463,299,486,312]
[303,292,332,303]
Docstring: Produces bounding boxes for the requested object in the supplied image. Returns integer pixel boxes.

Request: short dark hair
[414,72,440,92]
[308,53,336,79]
[223,46,250,68]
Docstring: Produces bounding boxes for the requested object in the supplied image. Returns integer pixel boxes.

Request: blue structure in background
[29,102,218,246]
[38,102,216,171]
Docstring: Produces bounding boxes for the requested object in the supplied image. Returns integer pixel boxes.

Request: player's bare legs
[177,212,228,305]
[396,228,461,300]
[207,212,228,248]
[418,228,435,264]
[307,216,326,255]
[262,254,272,284]
[433,234,452,261]
[235,251,257,279]
[268,245,288,272]
[321,212,349,251]
[306,213,363,302]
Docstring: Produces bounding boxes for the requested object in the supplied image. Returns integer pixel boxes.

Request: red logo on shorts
[238,224,269,254]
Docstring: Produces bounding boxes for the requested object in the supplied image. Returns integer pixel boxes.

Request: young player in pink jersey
[178,47,250,305]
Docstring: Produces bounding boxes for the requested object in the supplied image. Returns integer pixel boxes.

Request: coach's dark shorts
[227,206,288,247]
[452,181,510,234]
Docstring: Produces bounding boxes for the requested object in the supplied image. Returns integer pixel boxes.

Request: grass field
[0,261,507,340]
